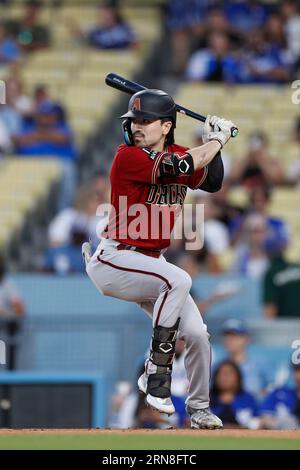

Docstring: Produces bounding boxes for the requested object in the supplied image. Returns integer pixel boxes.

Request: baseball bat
[105,72,239,138]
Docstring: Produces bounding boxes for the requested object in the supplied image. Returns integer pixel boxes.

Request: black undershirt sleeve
[198,151,224,193]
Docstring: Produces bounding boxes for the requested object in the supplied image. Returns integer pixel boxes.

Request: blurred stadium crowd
[167,0,300,81]
[0,0,299,429]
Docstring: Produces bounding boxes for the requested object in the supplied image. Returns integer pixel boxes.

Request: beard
[133,135,146,147]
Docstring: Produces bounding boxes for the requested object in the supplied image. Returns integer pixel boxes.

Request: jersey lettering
[145,184,187,206]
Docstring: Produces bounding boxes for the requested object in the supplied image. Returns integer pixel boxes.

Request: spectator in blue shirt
[210,360,259,429]
[186,32,240,83]
[240,29,289,84]
[15,100,76,160]
[0,23,20,65]
[15,101,77,210]
[32,84,66,125]
[224,0,270,33]
[219,319,272,398]
[42,218,88,275]
[230,186,289,250]
[69,2,136,50]
[231,213,270,280]
[259,364,300,429]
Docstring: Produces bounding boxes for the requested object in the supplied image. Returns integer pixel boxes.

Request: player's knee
[172,271,192,295]
[183,272,193,293]
[184,326,210,347]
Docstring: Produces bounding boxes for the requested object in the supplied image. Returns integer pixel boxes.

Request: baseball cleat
[138,373,175,415]
[187,406,223,429]
[146,394,175,415]
[82,241,92,266]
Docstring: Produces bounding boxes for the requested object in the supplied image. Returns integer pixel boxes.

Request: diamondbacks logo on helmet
[131,98,141,111]
[121,89,177,127]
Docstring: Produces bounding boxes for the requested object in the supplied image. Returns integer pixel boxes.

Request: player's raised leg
[86,248,191,326]
[86,248,192,415]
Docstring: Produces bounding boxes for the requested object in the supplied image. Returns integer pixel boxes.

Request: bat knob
[231,127,239,138]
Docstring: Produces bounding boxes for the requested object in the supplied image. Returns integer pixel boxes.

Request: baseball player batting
[83,87,237,429]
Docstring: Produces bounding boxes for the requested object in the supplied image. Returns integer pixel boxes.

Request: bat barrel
[105,73,145,95]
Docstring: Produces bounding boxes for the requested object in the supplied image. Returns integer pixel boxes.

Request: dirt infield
[0,429,299,439]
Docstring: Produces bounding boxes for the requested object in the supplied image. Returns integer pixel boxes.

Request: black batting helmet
[121,89,177,146]
[121,89,177,127]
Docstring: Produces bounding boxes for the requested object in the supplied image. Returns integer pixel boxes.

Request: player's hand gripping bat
[105,72,239,138]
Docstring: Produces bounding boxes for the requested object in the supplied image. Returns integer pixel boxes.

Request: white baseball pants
[86,239,211,409]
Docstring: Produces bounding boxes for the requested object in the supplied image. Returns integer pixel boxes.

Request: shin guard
[147,318,180,398]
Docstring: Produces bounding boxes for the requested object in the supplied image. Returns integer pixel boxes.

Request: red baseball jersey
[103,143,208,250]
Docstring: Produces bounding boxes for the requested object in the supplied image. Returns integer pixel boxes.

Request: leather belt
[116,243,161,258]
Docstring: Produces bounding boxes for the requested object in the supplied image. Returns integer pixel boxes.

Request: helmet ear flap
[122,118,134,146]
